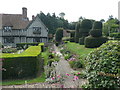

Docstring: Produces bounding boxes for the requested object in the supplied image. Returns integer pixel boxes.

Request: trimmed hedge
[84,36,108,48]
[89,29,102,37]
[81,19,92,29]
[93,21,102,29]
[2,46,44,80]
[79,37,85,45]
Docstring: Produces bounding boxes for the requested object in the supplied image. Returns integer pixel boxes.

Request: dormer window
[33,27,41,34]
[4,26,12,32]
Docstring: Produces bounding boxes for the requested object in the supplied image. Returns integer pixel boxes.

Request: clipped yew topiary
[75,22,81,43]
[84,41,120,88]
[79,19,92,45]
[93,21,102,29]
[85,21,107,48]
[55,28,63,43]
[85,36,107,48]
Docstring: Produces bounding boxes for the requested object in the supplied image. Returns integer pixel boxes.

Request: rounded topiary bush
[89,29,102,37]
[93,21,102,29]
[84,36,108,48]
[79,37,85,45]
[81,19,92,29]
[85,41,120,88]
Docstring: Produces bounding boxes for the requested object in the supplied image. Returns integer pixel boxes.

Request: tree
[55,28,63,42]
[59,12,65,19]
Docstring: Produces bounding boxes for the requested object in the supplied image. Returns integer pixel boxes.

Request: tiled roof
[0,14,30,29]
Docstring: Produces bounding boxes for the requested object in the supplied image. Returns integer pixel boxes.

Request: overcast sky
[0,0,120,22]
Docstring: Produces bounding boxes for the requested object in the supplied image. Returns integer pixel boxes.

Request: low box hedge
[2,46,44,80]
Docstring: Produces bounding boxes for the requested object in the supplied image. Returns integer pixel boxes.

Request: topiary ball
[85,41,120,88]
[81,19,92,29]
[93,21,102,29]
[89,29,102,37]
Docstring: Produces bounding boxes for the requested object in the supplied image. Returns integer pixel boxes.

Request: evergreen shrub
[84,41,120,88]
[93,21,102,29]
[84,36,108,48]
[89,30,102,37]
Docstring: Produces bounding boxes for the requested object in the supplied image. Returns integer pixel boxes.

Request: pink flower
[73,76,79,80]
[77,72,80,74]
[61,85,64,88]
[57,75,61,78]
[51,77,55,80]
[66,73,71,76]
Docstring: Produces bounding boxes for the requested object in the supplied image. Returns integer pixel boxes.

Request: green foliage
[93,21,102,29]
[79,37,85,45]
[69,60,84,69]
[85,40,120,88]
[2,46,43,80]
[2,48,17,53]
[39,12,69,34]
[80,19,92,29]
[84,36,108,48]
[89,29,102,37]
[109,33,120,38]
[103,18,119,36]
[75,22,81,43]
[55,28,63,42]
[16,42,39,50]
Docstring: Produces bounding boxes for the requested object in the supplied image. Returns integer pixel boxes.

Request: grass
[65,42,95,58]
[2,73,45,86]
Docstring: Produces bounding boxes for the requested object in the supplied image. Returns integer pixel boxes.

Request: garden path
[54,44,87,88]
[2,44,87,89]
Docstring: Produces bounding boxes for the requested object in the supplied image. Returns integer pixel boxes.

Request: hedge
[89,29,102,37]
[84,36,108,48]
[93,21,102,29]
[2,46,44,80]
[79,37,85,45]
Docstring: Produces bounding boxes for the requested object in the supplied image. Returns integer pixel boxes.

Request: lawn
[2,73,45,86]
[64,42,95,58]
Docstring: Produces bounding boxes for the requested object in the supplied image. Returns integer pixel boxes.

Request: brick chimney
[22,7,27,19]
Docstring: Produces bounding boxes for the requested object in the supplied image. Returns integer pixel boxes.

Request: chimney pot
[22,7,27,19]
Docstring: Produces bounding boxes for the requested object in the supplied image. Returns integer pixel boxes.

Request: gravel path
[54,44,87,88]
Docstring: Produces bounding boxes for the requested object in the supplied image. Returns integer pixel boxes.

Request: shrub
[79,37,85,45]
[2,48,17,53]
[16,43,39,50]
[84,36,108,48]
[2,46,43,80]
[85,41,120,88]
[69,60,84,69]
[55,28,63,42]
[109,33,120,38]
[93,21,102,29]
[81,19,92,29]
[89,29,102,37]
[75,22,81,43]
[70,37,75,42]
